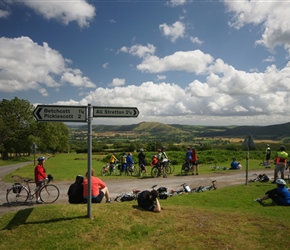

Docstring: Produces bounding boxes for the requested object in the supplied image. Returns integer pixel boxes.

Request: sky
[1,0,290,126]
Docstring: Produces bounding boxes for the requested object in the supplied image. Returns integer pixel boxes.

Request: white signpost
[93,106,139,118]
[33,105,87,122]
[33,104,139,218]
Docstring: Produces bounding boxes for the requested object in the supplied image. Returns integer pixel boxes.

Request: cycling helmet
[276,179,286,185]
[37,156,45,162]
[266,144,270,147]
[161,146,165,149]
[280,146,286,151]
[140,148,144,152]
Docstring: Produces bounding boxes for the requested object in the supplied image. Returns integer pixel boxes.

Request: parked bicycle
[101,163,121,176]
[191,180,217,193]
[180,161,194,175]
[151,159,172,177]
[6,175,59,206]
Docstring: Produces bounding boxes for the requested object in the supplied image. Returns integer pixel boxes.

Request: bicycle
[151,160,172,177]
[101,163,120,176]
[191,180,217,193]
[6,175,59,206]
[181,161,194,175]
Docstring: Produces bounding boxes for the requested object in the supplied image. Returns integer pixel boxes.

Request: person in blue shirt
[254,179,290,206]
[230,158,239,170]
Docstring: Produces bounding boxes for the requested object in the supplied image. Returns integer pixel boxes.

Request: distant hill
[70,121,290,139]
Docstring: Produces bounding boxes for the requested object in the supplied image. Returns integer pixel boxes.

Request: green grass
[2,152,270,183]
[1,182,290,249]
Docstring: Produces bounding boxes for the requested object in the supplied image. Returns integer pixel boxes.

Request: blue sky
[1,0,290,126]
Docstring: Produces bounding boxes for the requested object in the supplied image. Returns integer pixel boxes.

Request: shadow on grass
[2,208,87,230]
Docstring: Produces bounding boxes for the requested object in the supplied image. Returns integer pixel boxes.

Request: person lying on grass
[254,178,290,206]
[137,190,161,212]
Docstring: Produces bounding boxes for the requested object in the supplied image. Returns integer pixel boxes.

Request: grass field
[1,152,272,183]
[1,181,290,249]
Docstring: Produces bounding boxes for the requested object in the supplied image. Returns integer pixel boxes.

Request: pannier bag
[12,183,22,194]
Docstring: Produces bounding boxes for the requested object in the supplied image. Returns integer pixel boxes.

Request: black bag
[120,194,135,202]
[159,193,168,199]
[259,174,269,182]
[12,183,22,194]
[157,187,167,193]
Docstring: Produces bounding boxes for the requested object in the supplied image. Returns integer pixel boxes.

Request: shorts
[274,164,285,173]
[35,180,44,187]
[83,191,104,203]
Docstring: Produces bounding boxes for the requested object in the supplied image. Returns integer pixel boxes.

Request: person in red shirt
[34,156,47,204]
[83,169,111,203]
[191,147,199,175]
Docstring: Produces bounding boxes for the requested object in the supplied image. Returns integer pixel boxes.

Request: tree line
[0,97,69,160]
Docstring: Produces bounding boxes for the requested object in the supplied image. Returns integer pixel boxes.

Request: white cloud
[0,36,96,96]
[54,59,290,126]
[109,78,126,87]
[166,0,187,7]
[0,9,10,18]
[136,50,214,74]
[190,36,203,45]
[159,21,186,42]
[102,63,109,69]
[225,1,290,54]
[19,0,95,27]
[119,43,156,58]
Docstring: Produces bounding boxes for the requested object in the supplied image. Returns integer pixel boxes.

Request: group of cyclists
[108,146,172,177]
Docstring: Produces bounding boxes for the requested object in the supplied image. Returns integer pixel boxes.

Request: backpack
[157,187,167,193]
[120,194,135,202]
[258,174,269,182]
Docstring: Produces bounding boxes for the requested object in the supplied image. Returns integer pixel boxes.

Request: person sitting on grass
[254,179,290,206]
[67,175,84,204]
[137,190,161,212]
[230,158,242,170]
[83,169,111,203]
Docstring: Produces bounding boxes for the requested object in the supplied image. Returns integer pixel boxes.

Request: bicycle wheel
[40,184,60,204]
[6,186,29,206]
[181,163,189,175]
[165,165,172,175]
[169,164,175,174]
[151,166,159,178]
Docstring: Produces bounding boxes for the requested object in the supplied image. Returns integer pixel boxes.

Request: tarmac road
[0,162,275,215]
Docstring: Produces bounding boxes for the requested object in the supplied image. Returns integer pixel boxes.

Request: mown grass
[1,182,290,249]
[2,152,269,183]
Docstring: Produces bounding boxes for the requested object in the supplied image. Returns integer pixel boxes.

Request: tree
[0,97,35,159]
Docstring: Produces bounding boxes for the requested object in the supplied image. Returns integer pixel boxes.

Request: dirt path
[0,162,275,215]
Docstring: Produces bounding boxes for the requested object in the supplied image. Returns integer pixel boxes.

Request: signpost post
[33,104,139,219]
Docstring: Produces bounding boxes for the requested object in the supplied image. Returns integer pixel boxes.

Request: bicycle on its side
[6,174,59,206]
[191,180,217,193]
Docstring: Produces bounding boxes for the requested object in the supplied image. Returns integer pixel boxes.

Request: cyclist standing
[34,156,47,204]
[191,147,199,175]
[138,148,147,175]
[158,146,168,178]
[121,152,127,174]
[273,146,288,183]
[109,152,118,174]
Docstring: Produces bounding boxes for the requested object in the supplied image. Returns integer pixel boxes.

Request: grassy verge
[0,182,289,249]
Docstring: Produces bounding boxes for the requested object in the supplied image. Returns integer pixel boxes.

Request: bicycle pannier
[12,183,22,194]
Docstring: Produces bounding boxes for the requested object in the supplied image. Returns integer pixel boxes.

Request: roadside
[0,162,275,215]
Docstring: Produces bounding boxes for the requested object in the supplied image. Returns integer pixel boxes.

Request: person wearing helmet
[120,152,127,175]
[34,156,47,204]
[265,144,271,168]
[254,178,290,206]
[157,146,168,178]
[138,148,147,176]
[109,152,119,175]
[272,146,288,183]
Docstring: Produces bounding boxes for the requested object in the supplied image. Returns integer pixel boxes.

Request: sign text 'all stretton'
[93,106,139,118]
[33,105,87,122]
